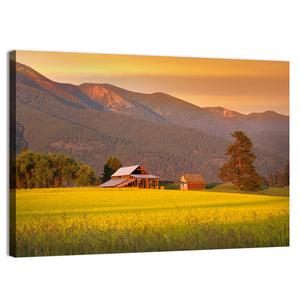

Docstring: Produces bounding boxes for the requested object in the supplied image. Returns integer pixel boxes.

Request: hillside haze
[12,60,289,182]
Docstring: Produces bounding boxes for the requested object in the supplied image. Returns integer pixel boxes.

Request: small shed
[180,174,206,190]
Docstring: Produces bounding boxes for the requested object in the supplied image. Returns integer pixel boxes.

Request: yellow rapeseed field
[12,188,289,257]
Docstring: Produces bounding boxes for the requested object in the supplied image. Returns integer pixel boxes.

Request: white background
[1,1,299,299]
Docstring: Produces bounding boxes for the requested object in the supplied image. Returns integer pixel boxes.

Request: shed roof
[181,174,206,183]
[111,165,140,177]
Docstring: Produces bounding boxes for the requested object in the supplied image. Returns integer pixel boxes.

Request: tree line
[13,133,289,191]
[13,149,97,189]
[12,150,123,189]
[267,164,289,187]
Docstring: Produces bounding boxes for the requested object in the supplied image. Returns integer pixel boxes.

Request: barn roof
[100,165,159,188]
[181,174,206,183]
[116,178,136,187]
[111,165,140,177]
[99,178,127,187]
[131,174,159,179]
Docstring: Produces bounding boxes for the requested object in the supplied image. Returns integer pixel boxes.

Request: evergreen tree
[102,156,122,183]
[218,131,260,190]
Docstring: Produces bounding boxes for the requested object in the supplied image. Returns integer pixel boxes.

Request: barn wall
[180,183,187,190]
[187,183,205,190]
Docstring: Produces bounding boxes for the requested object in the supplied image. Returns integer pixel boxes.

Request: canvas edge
[9,51,17,257]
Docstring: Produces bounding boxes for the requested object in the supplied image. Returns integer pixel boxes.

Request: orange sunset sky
[15,50,289,115]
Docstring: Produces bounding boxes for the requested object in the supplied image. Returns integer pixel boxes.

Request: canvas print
[9,51,289,257]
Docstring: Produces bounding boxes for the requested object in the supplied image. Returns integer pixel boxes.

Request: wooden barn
[180,174,206,190]
[99,165,159,189]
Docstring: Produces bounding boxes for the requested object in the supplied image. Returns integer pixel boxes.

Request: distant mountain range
[12,60,289,182]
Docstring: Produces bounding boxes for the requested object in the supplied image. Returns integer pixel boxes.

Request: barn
[180,174,206,190]
[99,165,159,189]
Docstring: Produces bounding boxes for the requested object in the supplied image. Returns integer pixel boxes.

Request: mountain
[12,60,289,182]
[78,83,289,158]
[15,62,107,111]
[202,107,244,118]
[76,83,167,123]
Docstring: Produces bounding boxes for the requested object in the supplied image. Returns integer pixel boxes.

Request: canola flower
[13,188,289,256]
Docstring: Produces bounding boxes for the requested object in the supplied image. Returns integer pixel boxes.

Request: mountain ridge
[78,81,288,158]
[82,82,288,119]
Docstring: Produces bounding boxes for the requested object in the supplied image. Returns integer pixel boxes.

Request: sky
[15,50,289,115]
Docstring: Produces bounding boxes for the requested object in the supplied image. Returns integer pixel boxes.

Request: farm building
[180,174,206,190]
[99,165,159,189]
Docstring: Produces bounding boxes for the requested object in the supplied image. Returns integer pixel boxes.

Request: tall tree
[268,173,275,187]
[102,156,122,183]
[258,175,267,187]
[218,131,260,190]
[282,163,289,186]
[31,153,53,188]
[74,163,97,186]
[275,169,283,186]
[17,150,35,188]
